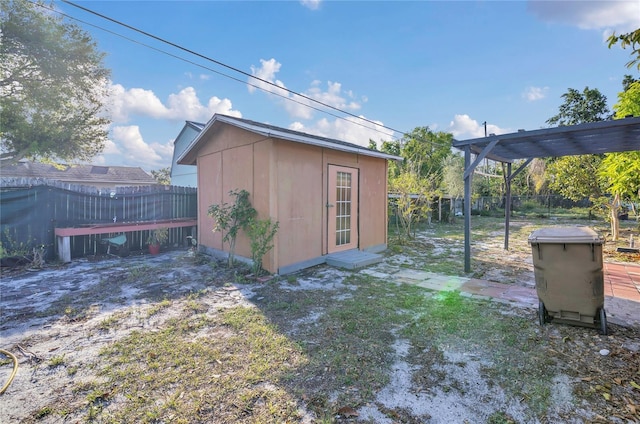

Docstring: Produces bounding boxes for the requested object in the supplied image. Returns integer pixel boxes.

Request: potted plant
[147,227,168,255]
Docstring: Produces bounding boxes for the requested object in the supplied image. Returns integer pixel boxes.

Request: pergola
[452,116,640,273]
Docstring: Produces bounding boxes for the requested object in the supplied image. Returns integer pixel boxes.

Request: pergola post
[462,139,499,273]
[504,162,512,250]
[464,146,472,273]
[504,158,533,251]
[453,116,640,274]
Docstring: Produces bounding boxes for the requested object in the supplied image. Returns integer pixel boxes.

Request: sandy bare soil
[1,221,639,423]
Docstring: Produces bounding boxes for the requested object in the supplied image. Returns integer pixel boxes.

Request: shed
[178,114,401,274]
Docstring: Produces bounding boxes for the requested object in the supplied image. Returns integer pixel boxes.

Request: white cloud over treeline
[247,58,388,146]
[448,114,509,139]
[108,84,241,123]
[97,83,243,170]
[248,58,364,120]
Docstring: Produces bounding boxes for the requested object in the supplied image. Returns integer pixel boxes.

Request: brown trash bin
[528,226,607,334]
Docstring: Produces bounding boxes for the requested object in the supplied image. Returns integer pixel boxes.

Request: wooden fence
[0,178,197,261]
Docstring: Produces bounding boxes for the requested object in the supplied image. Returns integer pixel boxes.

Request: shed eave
[176,114,403,164]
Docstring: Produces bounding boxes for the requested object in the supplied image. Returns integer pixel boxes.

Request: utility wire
[37,0,454,149]
[60,0,410,139]
[34,2,392,138]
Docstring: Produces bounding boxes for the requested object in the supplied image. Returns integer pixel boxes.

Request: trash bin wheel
[596,308,608,335]
[538,300,549,326]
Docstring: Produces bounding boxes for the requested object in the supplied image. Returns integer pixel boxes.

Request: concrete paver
[380,261,639,329]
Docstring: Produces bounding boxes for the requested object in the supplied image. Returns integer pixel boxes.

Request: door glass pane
[335,172,352,246]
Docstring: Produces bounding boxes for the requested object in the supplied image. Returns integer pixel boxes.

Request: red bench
[55,218,197,262]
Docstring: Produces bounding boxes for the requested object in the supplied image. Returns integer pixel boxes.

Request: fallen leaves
[337,405,359,418]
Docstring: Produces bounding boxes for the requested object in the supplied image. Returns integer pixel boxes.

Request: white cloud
[300,0,321,11]
[290,116,394,148]
[522,86,549,102]
[248,58,364,120]
[108,84,167,122]
[94,128,175,171]
[111,126,163,164]
[149,138,175,163]
[102,138,121,155]
[108,83,241,123]
[528,0,640,32]
[448,114,510,139]
[248,58,287,95]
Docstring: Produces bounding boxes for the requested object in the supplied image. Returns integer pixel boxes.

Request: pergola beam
[453,116,640,275]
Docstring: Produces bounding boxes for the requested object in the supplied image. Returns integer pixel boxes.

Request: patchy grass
[81,306,308,423]
[3,223,640,423]
[10,279,640,422]
[48,354,66,368]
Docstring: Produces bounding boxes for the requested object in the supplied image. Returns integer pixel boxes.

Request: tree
[441,154,466,200]
[0,0,110,164]
[548,155,603,201]
[207,190,256,267]
[621,75,638,93]
[598,151,640,239]
[386,127,453,235]
[544,87,609,217]
[608,28,640,70]
[546,83,640,240]
[246,218,279,276]
[151,167,171,185]
[546,87,610,126]
[597,79,640,238]
[614,79,640,117]
[399,127,453,179]
[389,171,435,239]
[526,158,549,195]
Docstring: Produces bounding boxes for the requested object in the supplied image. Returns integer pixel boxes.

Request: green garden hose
[0,349,18,395]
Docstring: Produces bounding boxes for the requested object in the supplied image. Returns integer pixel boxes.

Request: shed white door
[327,165,359,253]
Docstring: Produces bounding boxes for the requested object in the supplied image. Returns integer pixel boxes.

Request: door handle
[326,203,334,208]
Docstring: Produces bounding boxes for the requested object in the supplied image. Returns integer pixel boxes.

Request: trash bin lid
[528,226,603,244]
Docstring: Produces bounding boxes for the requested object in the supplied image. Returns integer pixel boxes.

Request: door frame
[327,164,359,253]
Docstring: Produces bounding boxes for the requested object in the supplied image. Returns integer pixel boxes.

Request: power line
[59,0,407,139]
[33,2,390,138]
[32,0,454,150]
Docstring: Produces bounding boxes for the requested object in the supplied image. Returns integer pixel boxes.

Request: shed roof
[452,116,640,162]
[177,114,403,165]
[0,161,157,185]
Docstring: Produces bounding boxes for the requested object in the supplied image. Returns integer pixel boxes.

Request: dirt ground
[1,221,639,423]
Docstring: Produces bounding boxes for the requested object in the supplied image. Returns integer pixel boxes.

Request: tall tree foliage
[598,79,640,238]
[545,87,609,210]
[546,82,639,240]
[151,167,171,185]
[608,28,640,70]
[546,87,611,126]
[386,127,453,238]
[399,127,453,179]
[0,0,111,164]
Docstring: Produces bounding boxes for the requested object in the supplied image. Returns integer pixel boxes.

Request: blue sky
[55,0,640,172]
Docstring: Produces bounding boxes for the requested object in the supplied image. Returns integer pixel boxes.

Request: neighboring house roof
[178,114,403,165]
[173,121,205,146]
[0,161,157,185]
